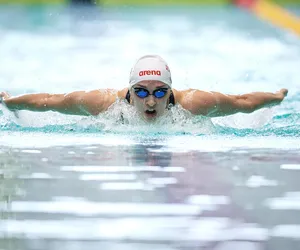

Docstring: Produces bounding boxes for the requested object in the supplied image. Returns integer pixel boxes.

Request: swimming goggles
[133,88,169,99]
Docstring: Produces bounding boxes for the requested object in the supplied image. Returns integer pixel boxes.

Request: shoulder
[172,88,217,115]
[79,89,116,103]
[117,88,129,99]
[81,89,121,115]
[172,88,213,103]
[87,88,129,103]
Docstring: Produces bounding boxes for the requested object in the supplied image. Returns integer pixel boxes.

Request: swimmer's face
[130,80,171,121]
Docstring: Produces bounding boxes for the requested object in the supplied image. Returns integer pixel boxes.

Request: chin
[144,114,158,121]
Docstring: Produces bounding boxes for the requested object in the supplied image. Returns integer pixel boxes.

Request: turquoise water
[1,5,300,250]
[286,6,300,16]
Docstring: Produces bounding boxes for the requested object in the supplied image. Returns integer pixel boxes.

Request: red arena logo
[139,70,161,76]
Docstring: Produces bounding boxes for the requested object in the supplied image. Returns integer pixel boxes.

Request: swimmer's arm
[1,90,116,116]
[179,89,288,117]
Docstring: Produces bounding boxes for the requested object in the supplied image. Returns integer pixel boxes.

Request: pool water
[1,5,300,250]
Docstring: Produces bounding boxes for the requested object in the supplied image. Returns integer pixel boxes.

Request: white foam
[52,196,87,202]
[0,132,136,148]
[100,182,150,191]
[0,218,268,242]
[285,192,300,199]
[79,174,137,181]
[264,192,300,210]
[163,167,185,172]
[187,195,230,206]
[244,175,278,188]
[1,132,299,152]
[232,166,239,171]
[61,166,164,173]
[147,177,177,186]
[84,146,98,149]
[18,173,55,179]
[0,201,203,216]
[280,164,300,170]
[21,149,41,154]
[186,222,268,241]
[164,135,300,152]
[271,225,300,239]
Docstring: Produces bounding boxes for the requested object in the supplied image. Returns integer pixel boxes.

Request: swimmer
[0,55,288,121]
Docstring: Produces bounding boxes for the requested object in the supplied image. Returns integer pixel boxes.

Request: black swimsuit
[125,90,175,107]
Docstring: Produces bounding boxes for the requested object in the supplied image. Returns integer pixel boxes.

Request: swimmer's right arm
[0,90,117,116]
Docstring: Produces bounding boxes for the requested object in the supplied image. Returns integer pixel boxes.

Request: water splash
[2,101,299,137]
[0,101,215,135]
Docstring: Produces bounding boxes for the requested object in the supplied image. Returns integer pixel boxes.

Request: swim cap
[129,55,172,88]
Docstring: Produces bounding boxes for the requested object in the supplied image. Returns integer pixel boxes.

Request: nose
[145,96,156,107]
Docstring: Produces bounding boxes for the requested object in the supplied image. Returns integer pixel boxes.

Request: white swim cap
[129,55,172,88]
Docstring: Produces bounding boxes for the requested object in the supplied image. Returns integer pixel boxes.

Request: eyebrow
[135,85,168,89]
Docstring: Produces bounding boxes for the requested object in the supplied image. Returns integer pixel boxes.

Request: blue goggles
[133,87,169,99]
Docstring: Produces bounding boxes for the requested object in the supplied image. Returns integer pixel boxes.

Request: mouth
[144,109,157,118]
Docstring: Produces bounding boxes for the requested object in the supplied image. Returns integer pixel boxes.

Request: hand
[0,91,20,117]
[0,92,10,104]
[277,88,288,99]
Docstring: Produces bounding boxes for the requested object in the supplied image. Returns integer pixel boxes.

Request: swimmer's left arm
[179,88,288,117]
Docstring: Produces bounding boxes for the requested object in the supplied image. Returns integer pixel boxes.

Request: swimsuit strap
[169,91,175,106]
[125,90,175,106]
[125,90,131,103]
